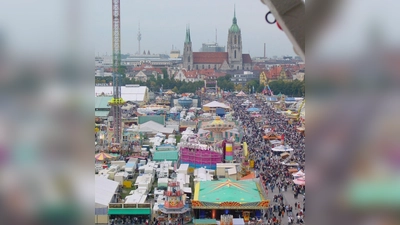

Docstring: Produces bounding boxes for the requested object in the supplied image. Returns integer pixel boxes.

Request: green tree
[234,84,243,91]
[268,79,305,97]
[162,68,169,80]
[118,65,127,75]
[246,80,260,94]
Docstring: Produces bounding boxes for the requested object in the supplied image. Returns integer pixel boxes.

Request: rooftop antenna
[137,21,141,55]
[216,28,217,44]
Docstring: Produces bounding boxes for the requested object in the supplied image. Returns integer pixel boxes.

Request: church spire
[185,25,191,43]
[233,5,237,24]
[229,6,240,32]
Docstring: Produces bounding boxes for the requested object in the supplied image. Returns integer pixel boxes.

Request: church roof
[230,24,240,33]
[193,52,228,64]
[242,54,252,64]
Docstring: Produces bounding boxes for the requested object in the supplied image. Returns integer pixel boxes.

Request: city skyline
[94,0,296,58]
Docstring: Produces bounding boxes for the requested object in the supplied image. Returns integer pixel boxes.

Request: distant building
[95,96,112,120]
[200,43,225,52]
[122,55,172,68]
[95,68,113,77]
[170,50,181,58]
[230,71,259,85]
[126,64,163,82]
[173,68,226,83]
[182,7,252,71]
[95,84,150,104]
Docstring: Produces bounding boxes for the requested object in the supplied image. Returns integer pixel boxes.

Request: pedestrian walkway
[268,186,305,224]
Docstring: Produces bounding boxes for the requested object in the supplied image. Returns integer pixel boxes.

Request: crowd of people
[109,215,150,225]
[226,95,306,224]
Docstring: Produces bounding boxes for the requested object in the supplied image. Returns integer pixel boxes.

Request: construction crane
[108,0,124,145]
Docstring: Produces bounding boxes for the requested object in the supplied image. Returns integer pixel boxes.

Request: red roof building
[182,9,253,71]
[193,52,228,64]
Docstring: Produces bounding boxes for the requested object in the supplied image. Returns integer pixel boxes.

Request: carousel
[156,173,192,224]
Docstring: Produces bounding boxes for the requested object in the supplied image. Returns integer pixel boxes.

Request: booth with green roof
[191,179,269,221]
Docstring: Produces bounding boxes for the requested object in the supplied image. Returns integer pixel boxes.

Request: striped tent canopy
[95,152,113,161]
[293,176,305,186]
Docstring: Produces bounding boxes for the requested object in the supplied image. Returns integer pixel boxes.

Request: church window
[234,50,236,58]
[234,35,237,44]
[188,65,190,70]
[238,36,241,44]
[237,66,239,70]
[188,56,190,62]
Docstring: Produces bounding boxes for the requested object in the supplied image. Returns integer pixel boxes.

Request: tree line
[268,79,305,97]
[95,67,304,96]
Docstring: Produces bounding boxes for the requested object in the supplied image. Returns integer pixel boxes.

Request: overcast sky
[94,0,295,57]
[2,0,400,59]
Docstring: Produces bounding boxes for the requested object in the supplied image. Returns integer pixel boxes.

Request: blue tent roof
[216,108,225,115]
[247,107,260,112]
[267,97,278,101]
[126,162,135,167]
[286,97,296,101]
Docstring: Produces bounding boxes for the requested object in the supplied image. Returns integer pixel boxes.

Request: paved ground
[267,185,305,224]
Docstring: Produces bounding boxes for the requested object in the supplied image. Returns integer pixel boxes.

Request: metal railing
[109,203,151,209]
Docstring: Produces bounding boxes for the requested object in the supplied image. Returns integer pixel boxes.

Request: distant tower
[264,43,266,58]
[137,22,141,55]
[216,28,217,44]
[183,25,193,70]
[227,5,243,70]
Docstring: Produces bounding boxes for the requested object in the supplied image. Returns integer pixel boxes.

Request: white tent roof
[125,194,147,204]
[197,128,209,135]
[203,101,230,109]
[236,91,247,97]
[140,121,174,134]
[271,145,294,152]
[182,187,192,193]
[95,176,119,208]
[95,85,148,102]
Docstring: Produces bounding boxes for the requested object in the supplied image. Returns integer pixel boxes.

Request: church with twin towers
[182,8,252,71]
